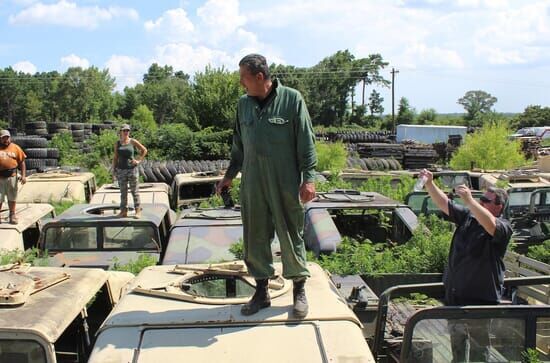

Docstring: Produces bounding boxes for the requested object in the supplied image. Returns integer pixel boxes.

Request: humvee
[88,261,375,363]
[304,190,419,256]
[0,203,55,251]
[17,170,97,203]
[38,204,176,269]
[172,171,240,208]
[162,206,280,265]
[0,264,133,363]
[90,182,171,209]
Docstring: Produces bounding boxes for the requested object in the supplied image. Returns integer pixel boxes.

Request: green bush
[526,240,550,264]
[450,123,526,170]
[51,200,75,215]
[315,141,348,173]
[0,248,49,266]
[357,175,416,203]
[49,133,85,166]
[112,254,157,275]
[315,215,453,274]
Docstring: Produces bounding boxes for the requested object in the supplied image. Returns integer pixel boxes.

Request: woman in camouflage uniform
[112,124,147,218]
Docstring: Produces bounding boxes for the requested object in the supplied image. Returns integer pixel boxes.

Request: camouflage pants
[116,168,140,209]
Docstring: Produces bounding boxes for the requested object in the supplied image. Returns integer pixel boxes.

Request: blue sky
[1,0,549,114]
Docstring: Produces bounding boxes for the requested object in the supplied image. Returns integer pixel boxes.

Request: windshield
[103,226,159,250]
[509,191,540,207]
[0,340,46,363]
[44,225,159,250]
[44,226,97,250]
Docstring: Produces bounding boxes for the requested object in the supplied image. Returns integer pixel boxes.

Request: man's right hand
[418,168,434,184]
[216,177,233,195]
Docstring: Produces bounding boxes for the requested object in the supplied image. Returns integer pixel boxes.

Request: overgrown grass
[51,200,75,215]
[315,141,348,174]
[526,240,550,264]
[111,254,157,275]
[0,248,49,266]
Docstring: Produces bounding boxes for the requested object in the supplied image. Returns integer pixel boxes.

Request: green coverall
[225,79,317,279]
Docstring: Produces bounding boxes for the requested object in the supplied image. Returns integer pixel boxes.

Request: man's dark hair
[487,186,508,205]
[239,54,270,80]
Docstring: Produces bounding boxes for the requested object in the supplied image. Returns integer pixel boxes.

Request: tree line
[0,50,391,131]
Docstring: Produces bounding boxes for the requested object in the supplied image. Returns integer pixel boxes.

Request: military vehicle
[38,204,176,269]
[17,169,97,203]
[163,206,281,265]
[90,182,171,208]
[0,264,133,363]
[172,171,240,208]
[88,261,376,363]
[0,203,55,251]
[304,190,419,256]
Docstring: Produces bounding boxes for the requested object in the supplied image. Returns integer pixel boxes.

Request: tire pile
[347,157,402,171]
[138,160,230,185]
[11,135,59,173]
[402,143,439,169]
[316,131,394,143]
[356,143,405,165]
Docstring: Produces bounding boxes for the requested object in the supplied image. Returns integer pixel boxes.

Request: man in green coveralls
[217,54,317,318]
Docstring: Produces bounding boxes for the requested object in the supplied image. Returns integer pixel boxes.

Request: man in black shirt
[419,169,512,362]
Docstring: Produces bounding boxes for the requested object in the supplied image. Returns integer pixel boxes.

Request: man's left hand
[454,184,473,203]
[300,182,316,203]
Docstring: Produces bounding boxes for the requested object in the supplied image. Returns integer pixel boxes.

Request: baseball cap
[0,130,10,138]
[120,124,131,131]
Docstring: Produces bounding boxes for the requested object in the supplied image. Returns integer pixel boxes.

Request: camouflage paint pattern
[47,251,160,269]
[304,208,341,255]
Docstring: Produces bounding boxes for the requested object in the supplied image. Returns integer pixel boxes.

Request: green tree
[367,89,384,116]
[511,105,550,129]
[450,122,525,170]
[315,141,348,173]
[130,104,157,133]
[457,90,497,122]
[396,97,415,125]
[55,67,116,122]
[416,108,437,125]
[185,66,240,130]
[0,67,24,128]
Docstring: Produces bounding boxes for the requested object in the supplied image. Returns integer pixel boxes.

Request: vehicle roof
[172,208,243,228]
[44,204,168,226]
[90,183,171,206]
[100,262,360,328]
[0,266,109,343]
[306,191,406,210]
[25,170,95,183]
[173,171,225,185]
[95,182,171,194]
[0,203,54,232]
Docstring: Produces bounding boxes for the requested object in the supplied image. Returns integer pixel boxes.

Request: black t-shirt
[443,201,513,305]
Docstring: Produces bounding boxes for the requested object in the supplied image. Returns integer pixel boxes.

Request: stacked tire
[24,121,48,138]
[347,157,402,171]
[47,122,70,139]
[139,160,230,185]
[11,136,59,173]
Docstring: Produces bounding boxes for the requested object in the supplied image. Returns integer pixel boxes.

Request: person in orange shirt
[0,130,26,224]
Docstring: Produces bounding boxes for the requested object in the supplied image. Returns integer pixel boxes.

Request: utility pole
[391,67,399,134]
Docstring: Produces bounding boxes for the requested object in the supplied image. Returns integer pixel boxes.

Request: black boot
[293,278,308,319]
[241,279,271,316]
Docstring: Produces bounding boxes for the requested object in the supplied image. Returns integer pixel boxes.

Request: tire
[25,148,48,158]
[365,158,376,170]
[46,148,60,159]
[45,158,59,167]
[159,164,172,184]
[70,123,85,130]
[25,121,47,130]
[167,162,178,177]
[144,167,157,182]
[72,130,85,137]
[25,158,47,170]
[152,167,166,183]
[48,122,69,130]
[381,159,390,170]
[22,138,48,148]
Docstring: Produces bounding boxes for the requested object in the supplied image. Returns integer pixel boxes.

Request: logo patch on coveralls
[268,117,288,125]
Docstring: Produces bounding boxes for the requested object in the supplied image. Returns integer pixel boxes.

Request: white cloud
[401,43,465,69]
[13,60,37,74]
[105,55,147,91]
[196,0,246,44]
[152,43,235,74]
[8,0,139,29]
[60,54,90,69]
[474,1,550,65]
[144,8,194,42]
